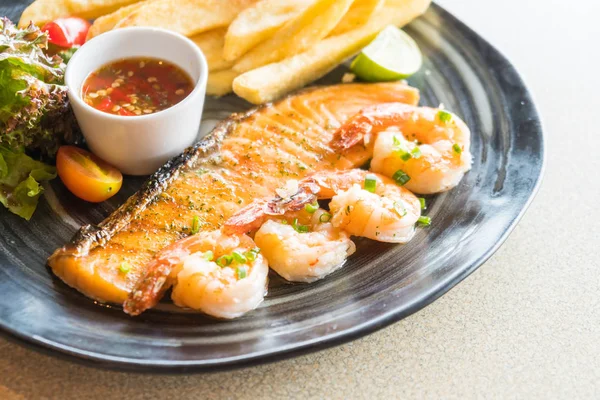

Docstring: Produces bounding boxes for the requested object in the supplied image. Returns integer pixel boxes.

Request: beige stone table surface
[2,0,599,398]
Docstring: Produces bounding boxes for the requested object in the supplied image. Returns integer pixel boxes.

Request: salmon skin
[48,83,419,304]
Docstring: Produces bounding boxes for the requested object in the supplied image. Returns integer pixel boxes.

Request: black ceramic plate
[0,2,544,371]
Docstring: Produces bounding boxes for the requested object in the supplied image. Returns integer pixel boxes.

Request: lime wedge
[350,25,422,82]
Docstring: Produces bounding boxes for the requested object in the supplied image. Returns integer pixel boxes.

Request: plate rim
[0,2,546,373]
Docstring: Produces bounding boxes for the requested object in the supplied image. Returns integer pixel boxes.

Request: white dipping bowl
[65,28,208,175]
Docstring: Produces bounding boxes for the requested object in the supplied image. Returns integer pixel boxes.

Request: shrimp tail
[332,103,419,151]
[123,262,173,316]
[123,235,202,315]
[331,115,373,151]
[266,180,320,214]
[224,181,320,234]
[223,200,271,235]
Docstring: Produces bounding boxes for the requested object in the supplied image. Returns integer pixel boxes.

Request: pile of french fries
[19,0,430,104]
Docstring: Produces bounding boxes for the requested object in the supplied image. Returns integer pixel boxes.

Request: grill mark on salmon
[48,83,419,304]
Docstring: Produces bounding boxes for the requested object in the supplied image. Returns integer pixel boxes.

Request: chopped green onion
[216,255,233,267]
[393,136,412,161]
[203,250,214,261]
[411,146,422,159]
[190,215,200,234]
[292,218,309,233]
[319,212,332,223]
[245,249,257,261]
[418,197,426,210]
[417,216,431,227]
[281,220,288,225]
[345,205,353,215]
[392,169,411,186]
[438,110,452,123]
[232,251,247,264]
[304,202,319,214]
[452,143,462,154]
[393,201,407,217]
[236,265,248,280]
[119,262,131,274]
[364,174,377,193]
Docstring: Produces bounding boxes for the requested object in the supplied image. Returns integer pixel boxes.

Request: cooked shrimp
[332,103,472,194]
[223,179,320,235]
[123,230,268,319]
[226,197,355,283]
[255,209,355,283]
[308,169,422,243]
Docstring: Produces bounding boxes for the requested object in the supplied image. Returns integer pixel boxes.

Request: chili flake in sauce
[82,57,194,116]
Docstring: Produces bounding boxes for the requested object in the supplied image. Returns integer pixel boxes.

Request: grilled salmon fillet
[48,83,419,304]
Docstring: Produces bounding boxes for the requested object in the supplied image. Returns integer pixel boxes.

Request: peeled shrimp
[308,169,422,243]
[333,103,472,194]
[223,179,320,235]
[225,193,355,283]
[124,230,268,319]
[255,209,356,283]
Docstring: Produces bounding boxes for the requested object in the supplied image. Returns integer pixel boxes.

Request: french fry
[223,0,313,62]
[329,0,384,36]
[18,0,63,27]
[233,30,375,104]
[384,0,431,25]
[86,1,150,40]
[233,0,431,104]
[190,29,233,72]
[115,0,257,37]
[19,0,141,27]
[232,0,355,73]
[207,69,239,97]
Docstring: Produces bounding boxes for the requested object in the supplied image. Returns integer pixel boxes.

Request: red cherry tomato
[56,146,123,203]
[42,17,91,48]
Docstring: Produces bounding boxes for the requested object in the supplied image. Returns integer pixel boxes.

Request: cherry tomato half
[56,146,123,203]
[42,17,91,48]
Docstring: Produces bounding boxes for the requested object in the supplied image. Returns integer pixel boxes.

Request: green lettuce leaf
[0,146,56,220]
[0,18,83,220]
[0,17,81,158]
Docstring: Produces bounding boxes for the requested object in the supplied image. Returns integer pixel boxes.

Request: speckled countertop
[2,1,599,398]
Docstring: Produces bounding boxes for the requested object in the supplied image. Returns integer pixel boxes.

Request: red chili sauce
[82,57,194,116]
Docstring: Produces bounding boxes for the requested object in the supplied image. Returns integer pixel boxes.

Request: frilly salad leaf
[0,18,81,219]
[0,146,56,220]
[0,17,81,157]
